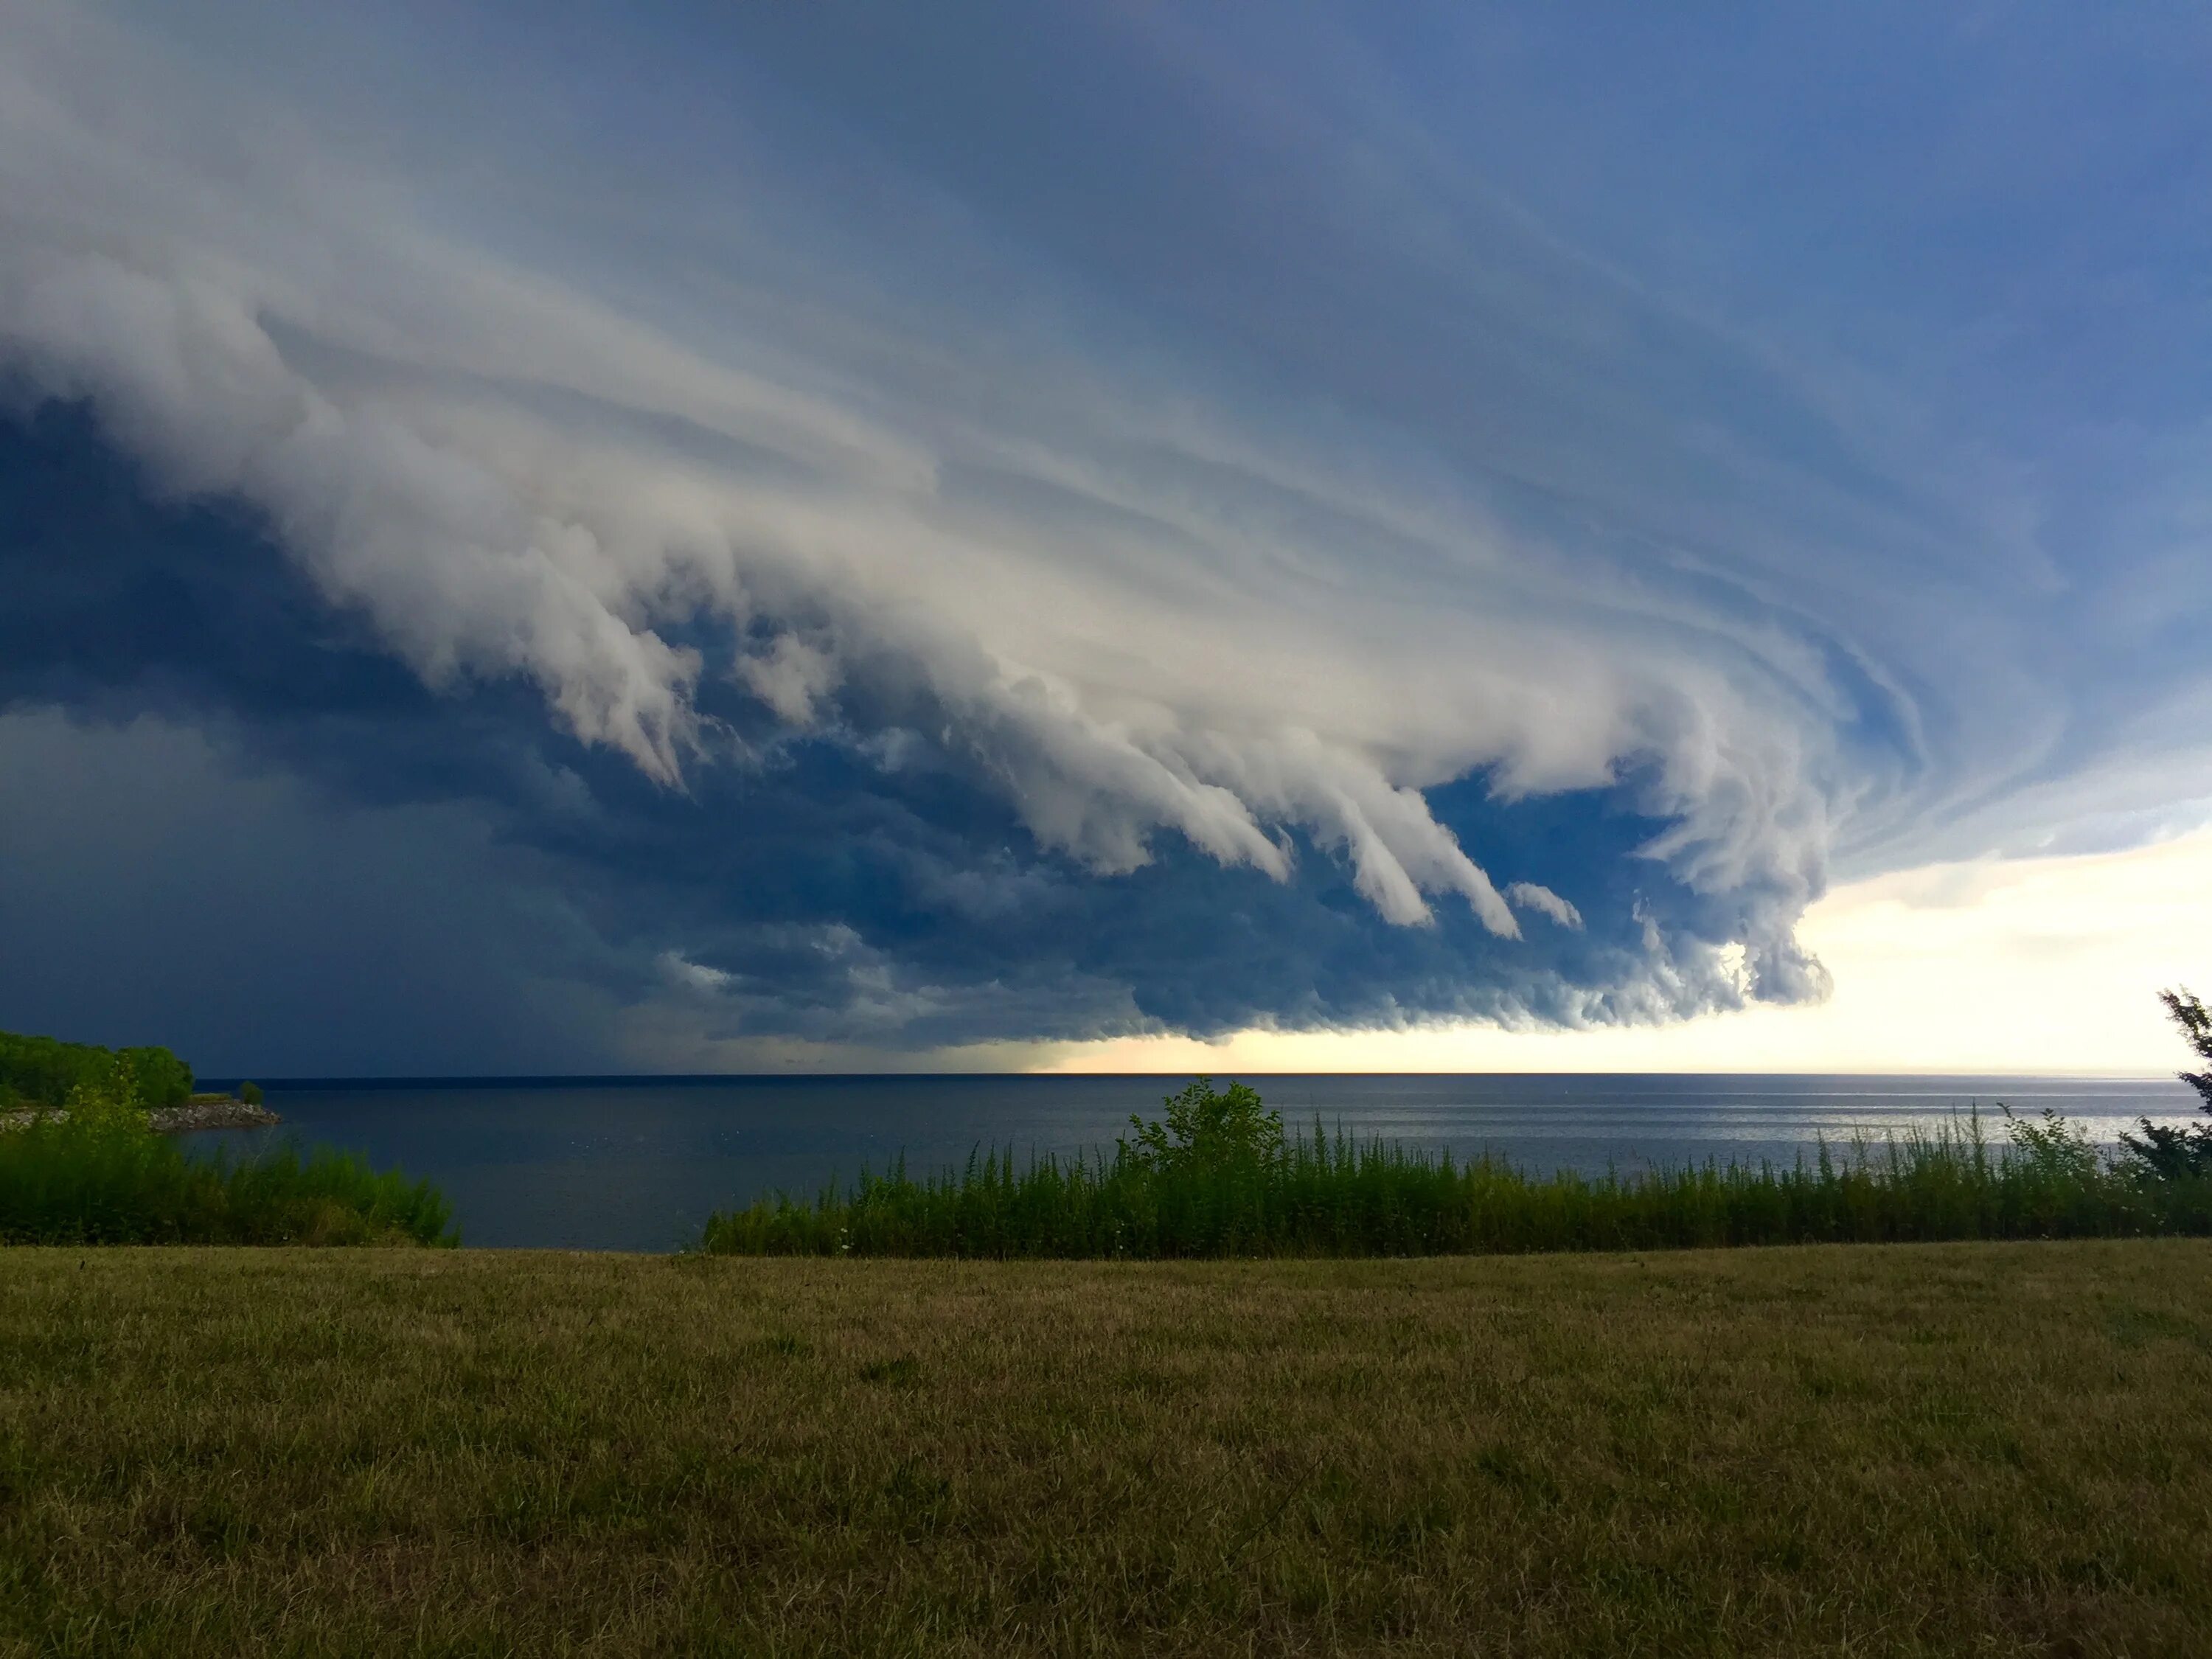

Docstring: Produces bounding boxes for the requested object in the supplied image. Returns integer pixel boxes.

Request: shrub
[1120,1077,1281,1174]
[237,1081,265,1106]
[0,1072,452,1247]
[63,1057,153,1135]
[700,1081,2212,1260]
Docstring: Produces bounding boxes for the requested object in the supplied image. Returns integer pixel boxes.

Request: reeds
[700,1112,2212,1258]
[0,1116,453,1246]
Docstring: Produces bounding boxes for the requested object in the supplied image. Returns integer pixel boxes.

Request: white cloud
[3,2,2205,1038]
[1506,883,1582,929]
[658,953,734,994]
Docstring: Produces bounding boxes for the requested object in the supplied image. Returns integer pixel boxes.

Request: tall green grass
[700,1096,2212,1259]
[0,1117,454,1246]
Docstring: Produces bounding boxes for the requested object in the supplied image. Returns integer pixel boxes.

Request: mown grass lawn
[2,1240,2208,1656]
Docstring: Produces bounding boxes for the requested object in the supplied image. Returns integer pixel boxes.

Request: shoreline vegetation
[702,1083,2212,1259]
[0,1029,446,1247]
[705,990,2212,1260]
[0,1026,278,1130]
[0,1110,453,1247]
[4,1241,2208,1654]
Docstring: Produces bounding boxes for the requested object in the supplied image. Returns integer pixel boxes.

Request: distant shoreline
[1,1095,282,1134]
[152,1096,285,1133]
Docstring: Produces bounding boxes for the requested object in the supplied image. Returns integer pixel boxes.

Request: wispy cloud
[2,1,2208,1062]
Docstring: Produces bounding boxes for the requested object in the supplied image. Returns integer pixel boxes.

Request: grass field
[3,1242,2208,1657]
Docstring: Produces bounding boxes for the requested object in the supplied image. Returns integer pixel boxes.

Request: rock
[149,1098,285,1133]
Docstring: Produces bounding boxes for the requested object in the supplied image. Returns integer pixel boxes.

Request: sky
[2,1,2209,1077]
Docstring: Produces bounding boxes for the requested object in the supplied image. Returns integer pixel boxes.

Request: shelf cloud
[4,3,2208,1065]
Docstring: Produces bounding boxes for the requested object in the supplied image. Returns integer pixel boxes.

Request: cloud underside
[17,4,2205,1054]
[0,404,1826,1050]
[0,228,1806,942]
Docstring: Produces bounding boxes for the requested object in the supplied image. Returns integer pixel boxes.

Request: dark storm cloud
[1,406,1795,1057]
[3,4,2209,1065]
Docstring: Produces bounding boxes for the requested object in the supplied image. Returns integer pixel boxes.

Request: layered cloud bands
[4,4,2208,1060]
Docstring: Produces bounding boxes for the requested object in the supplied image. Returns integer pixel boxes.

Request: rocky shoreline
[1,1096,283,1133]
[150,1096,285,1133]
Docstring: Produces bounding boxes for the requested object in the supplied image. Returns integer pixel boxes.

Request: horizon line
[192,1069,2188,1090]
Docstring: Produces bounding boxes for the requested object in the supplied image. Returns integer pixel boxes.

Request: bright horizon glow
[1032,829,2212,1077]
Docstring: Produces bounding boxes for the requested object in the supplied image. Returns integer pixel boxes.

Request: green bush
[0,1068,451,1247]
[701,1079,2212,1260]
[1121,1077,1281,1175]
[237,1081,265,1107]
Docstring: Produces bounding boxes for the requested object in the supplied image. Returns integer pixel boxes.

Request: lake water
[187,1073,2199,1252]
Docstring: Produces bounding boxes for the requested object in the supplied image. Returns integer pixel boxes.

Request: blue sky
[2,3,2209,1074]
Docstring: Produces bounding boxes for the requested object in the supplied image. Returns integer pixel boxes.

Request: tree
[0,1029,191,1108]
[2116,988,2212,1180]
[2162,987,2212,1109]
[1120,1078,1282,1175]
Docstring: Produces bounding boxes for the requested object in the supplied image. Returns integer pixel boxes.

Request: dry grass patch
[1,1241,2208,1655]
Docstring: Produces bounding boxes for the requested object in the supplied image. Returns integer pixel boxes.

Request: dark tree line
[0,1029,193,1110]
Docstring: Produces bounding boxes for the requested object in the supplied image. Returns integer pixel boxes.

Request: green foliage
[701,1081,2212,1259]
[1120,1077,1282,1174]
[0,1026,192,1110]
[2000,1105,2103,1182]
[0,1112,453,1247]
[237,1081,265,1107]
[60,1057,152,1135]
[2164,985,2212,1107]
[2117,987,2212,1181]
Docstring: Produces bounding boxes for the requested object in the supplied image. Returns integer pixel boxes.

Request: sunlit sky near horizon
[1037,829,2212,1077]
[4,4,2211,1077]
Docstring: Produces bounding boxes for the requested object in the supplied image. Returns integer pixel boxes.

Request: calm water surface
[189,1073,2198,1252]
